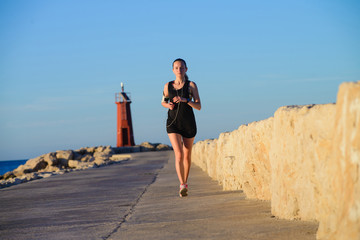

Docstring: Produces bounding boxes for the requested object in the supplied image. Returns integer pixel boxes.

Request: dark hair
[172,58,189,81]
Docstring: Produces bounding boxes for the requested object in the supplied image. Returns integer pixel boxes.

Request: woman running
[161,58,201,197]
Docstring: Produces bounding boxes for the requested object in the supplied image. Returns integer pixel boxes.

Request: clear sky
[0,0,359,160]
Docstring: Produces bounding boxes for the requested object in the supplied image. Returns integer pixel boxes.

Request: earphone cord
[166,86,183,128]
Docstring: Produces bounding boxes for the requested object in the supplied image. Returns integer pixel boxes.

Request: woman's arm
[187,81,201,110]
[161,83,175,110]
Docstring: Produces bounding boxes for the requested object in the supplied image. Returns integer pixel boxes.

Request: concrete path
[0,151,168,240]
[111,152,318,240]
[0,151,318,240]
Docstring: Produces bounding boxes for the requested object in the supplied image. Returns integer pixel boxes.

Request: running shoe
[179,183,188,197]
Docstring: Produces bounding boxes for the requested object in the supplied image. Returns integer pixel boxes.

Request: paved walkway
[111,151,318,240]
[0,151,318,240]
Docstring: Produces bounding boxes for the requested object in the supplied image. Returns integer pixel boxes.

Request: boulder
[103,145,114,155]
[1,143,170,189]
[93,152,110,161]
[22,157,49,173]
[86,147,96,153]
[95,146,106,152]
[140,142,156,151]
[73,151,83,161]
[110,154,131,162]
[1,171,16,180]
[68,160,92,169]
[43,152,58,166]
[45,165,62,173]
[56,150,73,168]
[94,158,107,167]
[76,147,88,155]
[80,154,94,162]
[156,144,172,151]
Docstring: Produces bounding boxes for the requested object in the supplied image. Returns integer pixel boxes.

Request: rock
[24,157,49,173]
[110,154,131,162]
[93,152,110,161]
[38,172,54,179]
[43,152,58,166]
[94,158,107,166]
[95,146,106,152]
[0,143,170,189]
[103,145,114,155]
[156,144,171,151]
[1,171,16,180]
[13,164,29,177]
[140,142,156,151]
[19,172,40,181]
[68,160,92,169]
[45,165,62,173]
[86,147,96,153]
[56,150,73,160]
[75,147,88,155]
[80,154,94,162]
[56,150,73,168]
[73,152,83,160]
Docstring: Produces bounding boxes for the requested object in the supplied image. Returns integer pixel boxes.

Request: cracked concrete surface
[0,151,318,240]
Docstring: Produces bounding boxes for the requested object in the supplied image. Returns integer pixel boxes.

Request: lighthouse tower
[115,83,135,147]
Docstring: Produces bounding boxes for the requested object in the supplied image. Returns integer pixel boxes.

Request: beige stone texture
[56,150,73,161]
[93,152,110,161]
[156,143,172,151]
[317,81,360,240]
[192,118,273,200]
[43,152,58,166]
[80,154,95,162]
[192,81,360,239]
[270,104,336,221]
[68,160,92,169]
[191,138,218,180]
[140,142,157,151]
[110,154,131,162]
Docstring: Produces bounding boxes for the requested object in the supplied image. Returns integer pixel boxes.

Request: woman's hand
[168,102,175,110]
[172,96,184,103]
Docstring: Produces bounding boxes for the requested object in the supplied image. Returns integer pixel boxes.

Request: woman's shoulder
[163,81,174,93]
[164,81,173,87]
[188,81,198,88]
[165,80,174,86]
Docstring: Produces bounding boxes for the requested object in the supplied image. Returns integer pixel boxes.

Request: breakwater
[0,142,171,189]
[192,81,360,240]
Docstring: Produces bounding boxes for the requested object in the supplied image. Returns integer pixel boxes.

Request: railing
[115,92,131,103]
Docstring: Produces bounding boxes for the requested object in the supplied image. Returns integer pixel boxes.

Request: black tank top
[166,80,197,138]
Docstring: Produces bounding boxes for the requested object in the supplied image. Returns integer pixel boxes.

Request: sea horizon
[0,159,28,175]
[0,159,28,161]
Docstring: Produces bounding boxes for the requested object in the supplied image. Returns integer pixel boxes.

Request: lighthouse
[115,82,135,147]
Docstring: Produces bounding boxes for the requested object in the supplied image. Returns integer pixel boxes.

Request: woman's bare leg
[182,137,195,184]
[168,133,185,184]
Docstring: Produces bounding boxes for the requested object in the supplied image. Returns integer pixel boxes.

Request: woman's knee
[174,149,183,161]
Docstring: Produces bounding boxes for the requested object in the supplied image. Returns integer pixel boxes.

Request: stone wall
[191,81,360,240]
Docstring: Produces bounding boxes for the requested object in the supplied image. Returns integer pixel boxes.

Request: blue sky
[0,0,359,160]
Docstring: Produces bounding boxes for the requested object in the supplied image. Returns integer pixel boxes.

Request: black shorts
[166,120,197,138]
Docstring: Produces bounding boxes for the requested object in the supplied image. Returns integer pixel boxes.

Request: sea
[0,160,28,176]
